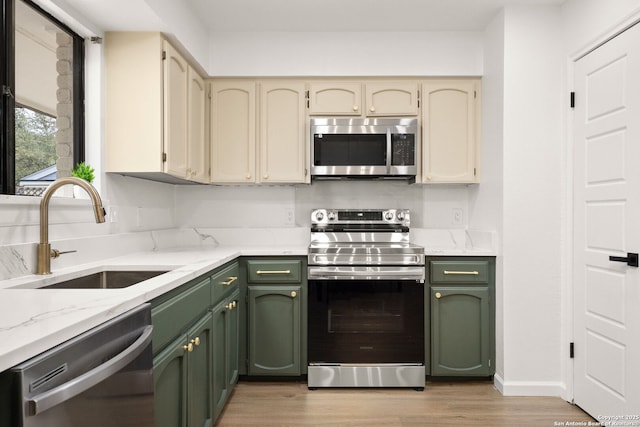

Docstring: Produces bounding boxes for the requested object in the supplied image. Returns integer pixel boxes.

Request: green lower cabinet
[431,286,491,376]
[212,288,240,421]
[153,312,214,427]
[248,285,301,376]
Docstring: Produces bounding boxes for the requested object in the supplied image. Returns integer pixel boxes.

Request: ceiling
[59,0,565,33]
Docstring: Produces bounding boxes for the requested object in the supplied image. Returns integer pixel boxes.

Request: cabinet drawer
[430,261,489,284]
[211,262,240,304]
[152,277,211,354]
[247,260,301,283]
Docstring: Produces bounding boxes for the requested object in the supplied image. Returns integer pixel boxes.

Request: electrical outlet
[285,208,294,225]
[452,208,463,225]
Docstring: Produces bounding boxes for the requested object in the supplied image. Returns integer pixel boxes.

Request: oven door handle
[308,266,425,281]
[27,325,153,416]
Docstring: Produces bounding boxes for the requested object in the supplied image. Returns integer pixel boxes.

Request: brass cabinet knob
[232,300,237,308]
[435,292,442,299]
[263,174,269,180]
[290,291,297,298]
[183,343,194,352]
[353,105,359,111]
[225,303,232,310]
[370,106,375,112]
[191,337,201,346]
[246,173,251,180]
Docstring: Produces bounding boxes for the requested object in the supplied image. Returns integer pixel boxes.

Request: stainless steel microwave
[310,118,418,180]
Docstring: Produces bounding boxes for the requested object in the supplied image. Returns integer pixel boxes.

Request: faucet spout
[37,177,106,275]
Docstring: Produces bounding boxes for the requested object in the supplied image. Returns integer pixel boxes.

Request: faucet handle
[50,249,78,259]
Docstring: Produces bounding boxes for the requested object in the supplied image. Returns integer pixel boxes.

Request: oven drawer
[430,261,489,284]
[247,260,302,283]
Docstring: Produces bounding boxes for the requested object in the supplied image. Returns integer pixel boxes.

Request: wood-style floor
[217,380,594,426]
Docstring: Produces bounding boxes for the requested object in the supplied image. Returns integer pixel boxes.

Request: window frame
[0,0,85,195]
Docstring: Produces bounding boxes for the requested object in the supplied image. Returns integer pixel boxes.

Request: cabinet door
[248,285,301,375]
[211,299,229,420]
[187,313,214,427]
[227,289,241,388]
[431,286,490,376]
[163,40,189,179]
[154,334,189,427]
[422,79,480,183]
[187,66,208,183]
[259,82,307,183]
[365,82,419,116]
[308,82,362,116]
[210,81,256,182]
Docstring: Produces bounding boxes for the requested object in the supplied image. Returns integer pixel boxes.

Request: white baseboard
[494,374,568,399]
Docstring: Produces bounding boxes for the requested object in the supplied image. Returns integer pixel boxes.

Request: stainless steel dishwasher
[1,303,155,427]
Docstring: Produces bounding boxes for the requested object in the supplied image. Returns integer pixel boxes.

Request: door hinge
[570,92,575,109]
[162,152,167,162]
[569,342,574,359]
[162,50,167,61]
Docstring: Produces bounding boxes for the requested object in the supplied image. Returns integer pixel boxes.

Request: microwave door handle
[386,127,391,172]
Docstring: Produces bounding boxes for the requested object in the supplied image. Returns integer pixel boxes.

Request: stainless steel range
[307,208,425,389]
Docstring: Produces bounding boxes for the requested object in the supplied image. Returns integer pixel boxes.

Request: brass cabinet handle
[232,300,237,308]
[225,302,232,310]
[183,343,194,352]
[221,276,238,286]
[435,292,442,299]
[290,291,297,298]
[443,270,479,275]
[191,337,201,346]
[256,269,291,275]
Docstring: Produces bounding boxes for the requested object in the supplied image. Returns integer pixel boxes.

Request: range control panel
[310,209,410,227]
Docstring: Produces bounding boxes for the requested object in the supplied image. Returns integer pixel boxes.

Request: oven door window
[308,280,424,364]
[313,134,386,166]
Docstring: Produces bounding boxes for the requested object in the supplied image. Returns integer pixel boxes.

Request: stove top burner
[308,208,424,269]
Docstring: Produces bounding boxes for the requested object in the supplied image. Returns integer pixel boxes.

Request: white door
[573,23,640,416]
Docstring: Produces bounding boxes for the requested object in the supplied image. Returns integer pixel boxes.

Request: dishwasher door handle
[27,325,153,416]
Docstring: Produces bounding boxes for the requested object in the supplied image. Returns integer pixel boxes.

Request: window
[0,0,84,195]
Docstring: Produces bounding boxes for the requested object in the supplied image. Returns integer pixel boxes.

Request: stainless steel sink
[40,270,169,289]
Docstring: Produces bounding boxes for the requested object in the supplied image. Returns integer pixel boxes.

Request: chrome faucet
[37,177,106,275]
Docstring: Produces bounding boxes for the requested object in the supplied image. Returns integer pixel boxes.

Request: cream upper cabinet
[421,79,481,184]
[187,66,209,183]
[163,40,188,179]
[307,82,362,116]
[365,82,419,116]
[105,32,205,183]
[259,82,307,183]
[210,81,257,183]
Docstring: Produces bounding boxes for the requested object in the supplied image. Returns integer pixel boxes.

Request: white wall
[209,31,484,76]
[475,7,505,386]
[499,5,565,396]
[562,0,640,56]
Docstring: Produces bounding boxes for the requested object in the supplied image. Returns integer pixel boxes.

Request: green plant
[71,162,95,183]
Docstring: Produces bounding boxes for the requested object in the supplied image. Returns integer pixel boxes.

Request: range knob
[384,211,395,221]
[397,211,406,221]
[327,211,336,221]
[315,211,324,221]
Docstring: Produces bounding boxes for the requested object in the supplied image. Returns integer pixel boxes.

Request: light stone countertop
[0,245,306,372]
[0,227,497,373]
